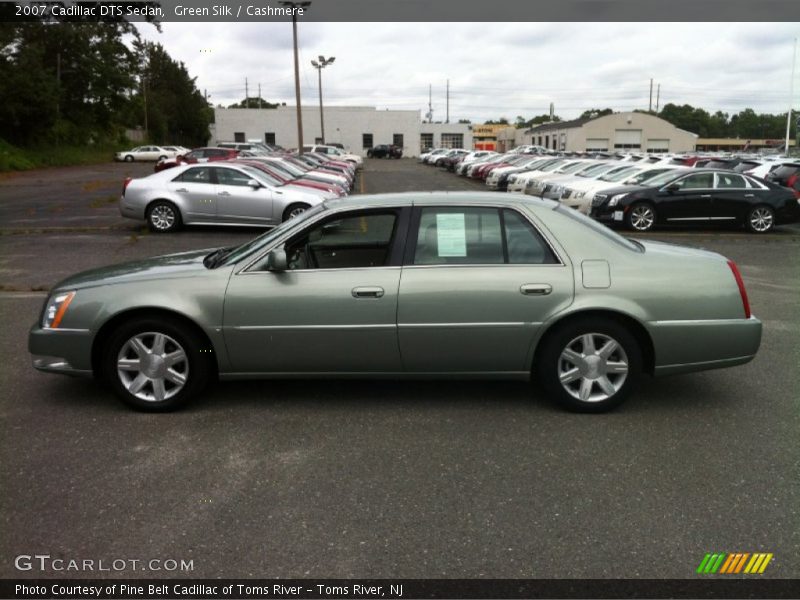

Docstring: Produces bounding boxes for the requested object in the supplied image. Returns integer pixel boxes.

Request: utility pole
[56,51,61,147]
[786,37,797,155]
[311,55,335,144]
[280,1,311,152]
[446,79,449,123]
[143,76,148,141]
[258,83,262,109]
[649,78,653,112]
[245,77,249,108]
[427,84,433,123]
[656,83,660,112]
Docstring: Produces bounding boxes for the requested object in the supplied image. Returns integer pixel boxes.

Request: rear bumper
[648,316,762,376]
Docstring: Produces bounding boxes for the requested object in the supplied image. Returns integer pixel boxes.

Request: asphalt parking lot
[0,158,798,579]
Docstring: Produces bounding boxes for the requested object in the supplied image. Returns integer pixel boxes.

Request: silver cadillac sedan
[120,163,328,232]
[30,193,761,412]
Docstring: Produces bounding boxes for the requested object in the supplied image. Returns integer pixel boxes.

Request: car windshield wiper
[204,246,236,269]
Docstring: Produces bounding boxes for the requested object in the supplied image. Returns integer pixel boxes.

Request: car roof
[321,191,560,211]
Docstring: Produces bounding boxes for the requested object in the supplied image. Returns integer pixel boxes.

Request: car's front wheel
[536,317,642,412]
[746,205,775,233]
[124,155,134,162]
[147,200,181,233]
[282,202,310,221]
[102,317,212,411]
[626,202,656,232]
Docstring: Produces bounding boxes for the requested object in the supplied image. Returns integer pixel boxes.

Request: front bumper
[29,325,94,376]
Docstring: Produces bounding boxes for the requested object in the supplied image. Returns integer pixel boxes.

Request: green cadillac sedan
[29,193,761,412]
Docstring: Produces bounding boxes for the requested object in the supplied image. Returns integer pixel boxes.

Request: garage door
[614,129,642,149]
[586,138,609,151]
[647,138,669,153]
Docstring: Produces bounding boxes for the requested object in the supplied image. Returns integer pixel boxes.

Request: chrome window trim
[237,201,566,273]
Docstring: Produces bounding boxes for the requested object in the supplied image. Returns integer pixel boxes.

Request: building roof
[525,116,594,134]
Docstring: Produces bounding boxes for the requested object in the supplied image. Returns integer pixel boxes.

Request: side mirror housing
[247,179,261,189]
[266,249,287,272]
[666,183,680,193]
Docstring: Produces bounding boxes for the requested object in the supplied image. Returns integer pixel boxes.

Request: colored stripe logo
[697,553,773,574]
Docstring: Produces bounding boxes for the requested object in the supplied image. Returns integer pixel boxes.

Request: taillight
[727,260,751,319]
[122,177,132,196]
[787,173,798,189]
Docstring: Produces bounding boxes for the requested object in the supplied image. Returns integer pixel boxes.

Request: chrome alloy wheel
[558,333,629,403]
[287,206,307,218]
[630,205,655,231]
[116,332,188,402]
[749,207,774,232]
[149,205,176,230]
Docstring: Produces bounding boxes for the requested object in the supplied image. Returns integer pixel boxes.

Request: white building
[212,106,472,157]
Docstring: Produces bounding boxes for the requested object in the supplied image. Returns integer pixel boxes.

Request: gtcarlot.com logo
[14,554,194,573]
[697,552,773,574]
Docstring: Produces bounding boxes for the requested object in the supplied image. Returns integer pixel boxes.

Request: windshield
[643,169,686,187]
[599,166,639,182]
[627,168,673,185]
[240,165,280,186]
[216,203,327,267]
[576,163,614,178]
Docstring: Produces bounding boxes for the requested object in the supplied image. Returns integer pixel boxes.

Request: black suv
[367,144,402,159]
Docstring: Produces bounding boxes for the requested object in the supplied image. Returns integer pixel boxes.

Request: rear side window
[412,207,557,265]
[716,173,747,189]
[172,167,212,183]
[675,173,714,189]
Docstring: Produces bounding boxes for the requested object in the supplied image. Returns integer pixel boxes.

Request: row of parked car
[119,143,363,232]
[420,147,800,233]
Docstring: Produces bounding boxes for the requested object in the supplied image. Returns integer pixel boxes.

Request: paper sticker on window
[436,213,467,256]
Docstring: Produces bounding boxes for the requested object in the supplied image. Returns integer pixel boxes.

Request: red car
[236,160,345,196]
[154,147,239,172]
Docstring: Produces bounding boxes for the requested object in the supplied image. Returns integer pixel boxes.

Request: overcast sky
[136,22,800,122]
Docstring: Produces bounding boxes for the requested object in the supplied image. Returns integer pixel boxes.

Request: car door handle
[700,194,712,198]
[352,286,384,298]
[744,194,754,198]
[175,188,188,193]
[520,283,552,296]
[218,191,231,196]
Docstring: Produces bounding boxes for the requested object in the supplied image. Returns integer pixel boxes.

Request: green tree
[228,97,280,109]
[579,108,614,119]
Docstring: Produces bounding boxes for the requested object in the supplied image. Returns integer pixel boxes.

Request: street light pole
[311,55,335,144]
[279,1,311,153]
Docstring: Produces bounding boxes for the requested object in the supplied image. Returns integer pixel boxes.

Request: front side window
[215,167,253,187]
[285,212,398,270]
[674,173,714,190]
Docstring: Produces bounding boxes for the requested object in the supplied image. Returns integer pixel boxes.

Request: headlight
[42,291,76,329]
[608,193,627,207]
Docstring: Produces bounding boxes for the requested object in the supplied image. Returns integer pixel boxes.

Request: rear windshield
[554,205,642,252]
[770,165,800,179]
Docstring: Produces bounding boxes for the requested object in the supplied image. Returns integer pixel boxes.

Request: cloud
[136,22,800,120]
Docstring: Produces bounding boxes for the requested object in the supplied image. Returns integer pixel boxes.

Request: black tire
[102,317,213,412]
[745,204,775,234]
[535,317,642,413]
[625,202,656,232]
[158,155,167,161]
[124,155,134,162]
[146,200,182,233]
[367,151,374,158]
[282,202,311,222]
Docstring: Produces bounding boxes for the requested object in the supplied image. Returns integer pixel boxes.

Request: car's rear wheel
[282,202,310,222]
[124,155,134,162]
[102,318,212,411]
[536,317,642,412]
[147,200,181,233]
[626,202,656,232]
[746,205,775,233]
[158,155,167,161]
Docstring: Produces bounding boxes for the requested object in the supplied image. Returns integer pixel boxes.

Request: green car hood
[50,248,218,292]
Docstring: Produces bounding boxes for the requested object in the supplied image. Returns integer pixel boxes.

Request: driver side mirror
[266,249,287,272]
[247,179,262,189]
[666,183,680,193]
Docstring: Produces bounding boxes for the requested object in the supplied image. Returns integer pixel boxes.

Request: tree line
[0,20,212,148]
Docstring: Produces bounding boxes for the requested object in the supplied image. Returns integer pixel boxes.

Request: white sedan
[115,146,180,162]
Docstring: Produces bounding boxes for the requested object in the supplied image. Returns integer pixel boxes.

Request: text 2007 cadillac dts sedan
[29,193,761,412]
